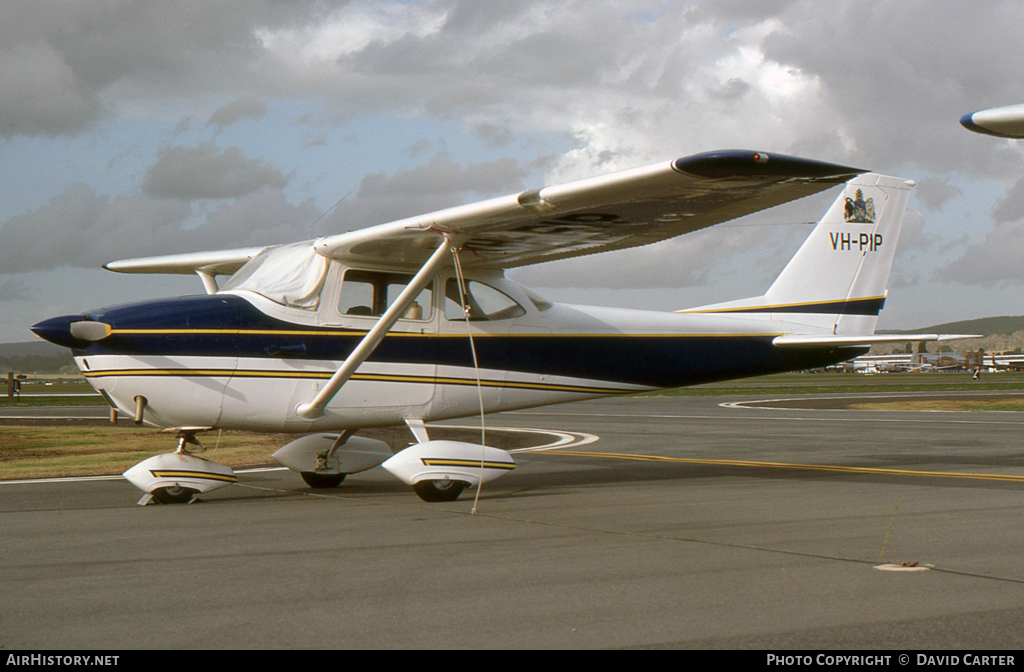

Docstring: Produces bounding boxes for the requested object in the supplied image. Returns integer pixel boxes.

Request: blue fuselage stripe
[71,295,862,388]
[701,296,886,316]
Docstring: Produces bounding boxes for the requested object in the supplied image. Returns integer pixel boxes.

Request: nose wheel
[151,484,200,504]
[122,428,237,505]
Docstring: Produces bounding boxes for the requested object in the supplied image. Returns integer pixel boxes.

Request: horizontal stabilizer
[773,334,981,348]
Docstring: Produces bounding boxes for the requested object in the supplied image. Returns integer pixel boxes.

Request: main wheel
[151,485,199,504]
[413,479,469,502]
[300,472,347,488]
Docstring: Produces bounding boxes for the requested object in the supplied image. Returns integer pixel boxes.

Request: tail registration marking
[830,232,883,252]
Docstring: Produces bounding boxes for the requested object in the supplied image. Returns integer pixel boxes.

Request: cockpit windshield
[219,241,328,309]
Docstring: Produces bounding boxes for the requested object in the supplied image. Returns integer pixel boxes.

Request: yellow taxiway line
[547,450,1024,483]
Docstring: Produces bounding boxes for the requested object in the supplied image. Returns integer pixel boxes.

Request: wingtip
[672,150,864,180]
[936,334,983,341]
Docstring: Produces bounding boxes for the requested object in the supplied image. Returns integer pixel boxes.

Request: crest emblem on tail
[845,188,876,223]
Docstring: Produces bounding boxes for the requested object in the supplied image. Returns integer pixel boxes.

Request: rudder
[681,173,914,336]
[764,173,913,334]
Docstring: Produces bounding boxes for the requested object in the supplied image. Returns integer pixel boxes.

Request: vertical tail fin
[683,173,914,335]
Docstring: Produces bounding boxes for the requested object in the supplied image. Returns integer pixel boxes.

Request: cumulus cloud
[757,1,1024,174]
[0,183,191,273]
[0,0,329,138]
[321,151,531,232]
[4,0,1024,319]
[938,218,1024,287]
[141,143,290,200]
[0,151,529,272]
[4,0,1024,180]
[0,182,324,273]
[0,41,101,137]
[938,175,1024,286]
[206,96,268,133]
[914,178,963,211]
[992,176,1024,224]
[0,278,31,301]
[203,190,322,245]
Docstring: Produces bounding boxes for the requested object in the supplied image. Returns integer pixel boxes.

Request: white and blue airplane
[32,150,964,504]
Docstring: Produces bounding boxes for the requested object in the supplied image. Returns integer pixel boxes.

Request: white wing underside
[103,150,863,276]
[104,246,267,276]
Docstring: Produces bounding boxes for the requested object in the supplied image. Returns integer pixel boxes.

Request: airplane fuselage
[34,268,859,432]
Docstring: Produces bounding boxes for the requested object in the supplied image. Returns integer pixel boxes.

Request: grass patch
[4,371,1022,480]
[1,396,106,407]
[0,426,289,480]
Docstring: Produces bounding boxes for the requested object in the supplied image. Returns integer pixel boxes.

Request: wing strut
[296,236,453,420]
[196,270,219,295]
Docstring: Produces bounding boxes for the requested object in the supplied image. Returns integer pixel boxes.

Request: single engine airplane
[31,150,969,504]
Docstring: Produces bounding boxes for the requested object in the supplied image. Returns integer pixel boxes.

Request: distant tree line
[1,354,77,375]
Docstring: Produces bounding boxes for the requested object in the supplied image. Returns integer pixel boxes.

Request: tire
[413,479,469,502]
[300,472,347,488]
[151,485,199,504]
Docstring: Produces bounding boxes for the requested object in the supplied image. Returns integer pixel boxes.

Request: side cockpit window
[445,279,526,321]
[219,242,327,309]
[337,270,433,320]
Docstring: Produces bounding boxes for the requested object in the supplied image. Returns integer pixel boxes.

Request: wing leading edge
[314,150,864,269]
[103,247,266,276]
[103,150,864,277]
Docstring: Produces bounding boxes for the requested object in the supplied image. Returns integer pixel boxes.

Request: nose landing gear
[122,429,237,505]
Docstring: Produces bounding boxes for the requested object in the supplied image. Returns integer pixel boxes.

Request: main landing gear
[381,440,515,502]
[412,478,469,502]
[273,432,391,490]
[300,471,347,488]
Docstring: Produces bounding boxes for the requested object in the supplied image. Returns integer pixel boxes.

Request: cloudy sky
[3,0,1024,343]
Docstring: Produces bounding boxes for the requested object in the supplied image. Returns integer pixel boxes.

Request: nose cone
[31,315,87,349]
[960,111,982,133]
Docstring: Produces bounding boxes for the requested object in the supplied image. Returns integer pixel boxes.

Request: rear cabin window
[444,279,526,321]
[337,270,433,320]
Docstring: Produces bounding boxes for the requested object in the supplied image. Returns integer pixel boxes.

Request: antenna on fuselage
[307,188,355,237]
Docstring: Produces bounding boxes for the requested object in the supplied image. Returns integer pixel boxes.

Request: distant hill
[875,316,1024,354]
[0,341,76,374]
[886,316,1024,336]
[0,341,68,358]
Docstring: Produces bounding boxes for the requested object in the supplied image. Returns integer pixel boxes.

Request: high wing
[103,150,863,277]
[104,247,266,293]
[103,246,266,275]
[315,150,862,268]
